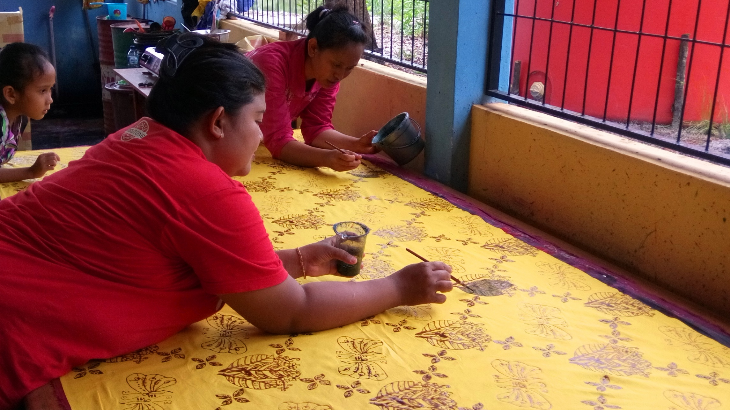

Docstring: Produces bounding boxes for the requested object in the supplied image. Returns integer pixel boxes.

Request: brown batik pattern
[34,145,730,410]
[201,313,250,354]
[369,381,458,409]
[335,336,388,381]
[119,373,177,410]
[105,345,160,364]
[415,320,492,351]
[659,326,730,368]
[569,317,653,377]
[492,359,551,409]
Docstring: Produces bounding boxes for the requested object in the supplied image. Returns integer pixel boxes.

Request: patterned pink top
[247,38,338,158]
[0,104,27,166]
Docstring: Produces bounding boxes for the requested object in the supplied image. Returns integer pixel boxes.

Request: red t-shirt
[0,118,288,409]
[247,38,339,158]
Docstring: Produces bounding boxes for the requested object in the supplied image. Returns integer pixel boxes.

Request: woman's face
[307,39,365,88]
[217,93,266,177]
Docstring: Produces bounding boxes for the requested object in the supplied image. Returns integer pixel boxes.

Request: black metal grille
[486,0,730,166]
[232,0,429,73]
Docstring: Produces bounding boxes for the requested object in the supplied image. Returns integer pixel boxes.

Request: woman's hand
[353,130,379,154]
[390,262,454,305]
[325,149,362,171]
[298,236,358,277]
[28,152,61,178]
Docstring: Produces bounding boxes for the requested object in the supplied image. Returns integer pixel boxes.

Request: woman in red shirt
[0,33,453,410]
[248,5,378,171]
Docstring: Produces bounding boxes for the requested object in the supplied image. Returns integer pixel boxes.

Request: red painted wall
[512,0,730,123]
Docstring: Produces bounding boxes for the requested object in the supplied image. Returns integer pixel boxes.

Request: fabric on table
[0,118,287,410]
[2,135,730,410]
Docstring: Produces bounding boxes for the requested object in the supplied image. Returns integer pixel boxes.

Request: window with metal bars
[486,0,730,166]
[231,0,428,73]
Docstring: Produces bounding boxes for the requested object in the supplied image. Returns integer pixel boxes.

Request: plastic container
[111,22,150,68]
[91,3,127,20]
[333,222,370,277]
[127,44,140,68]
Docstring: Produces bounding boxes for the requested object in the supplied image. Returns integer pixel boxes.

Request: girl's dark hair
[305,5,370,51]
[147,33,266,137]
[0,42,51,97]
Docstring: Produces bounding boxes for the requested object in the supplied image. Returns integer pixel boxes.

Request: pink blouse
[247,38,338,158]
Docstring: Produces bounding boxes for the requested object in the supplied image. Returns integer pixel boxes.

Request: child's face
[16,61,56,120]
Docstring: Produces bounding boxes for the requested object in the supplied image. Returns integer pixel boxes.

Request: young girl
[248,5,378,171]
[0,34,451,409]
[0,42,59,184]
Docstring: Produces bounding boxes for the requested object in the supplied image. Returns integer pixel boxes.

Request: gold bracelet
[296,247,306,279]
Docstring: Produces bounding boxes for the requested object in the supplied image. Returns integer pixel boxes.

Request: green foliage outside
[254,0,429,37]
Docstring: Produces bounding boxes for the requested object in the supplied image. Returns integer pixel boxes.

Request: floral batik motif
[663,390,722,410]
[119,373,176,410]
[518,303,572,340]
[24,139,727,410]
[660,326,730,368]
[492,360,551,410]
[336,336,387,380]
[201,313,250,354]
[369,381,457,410]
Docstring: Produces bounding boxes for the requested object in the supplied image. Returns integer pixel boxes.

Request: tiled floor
[31,116,106,150]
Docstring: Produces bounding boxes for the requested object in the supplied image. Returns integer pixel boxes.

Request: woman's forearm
[223,276,403,334]
[278,140,331,167]
[310,129,356,150]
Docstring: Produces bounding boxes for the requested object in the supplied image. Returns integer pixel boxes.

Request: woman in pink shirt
[248,5,377,171]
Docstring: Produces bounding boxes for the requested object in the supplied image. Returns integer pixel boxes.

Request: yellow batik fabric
[0,147,86,199]
[2,143,730,410]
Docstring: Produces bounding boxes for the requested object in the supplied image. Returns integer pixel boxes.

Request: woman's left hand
[354,130,380,154]
[298,236,358,277]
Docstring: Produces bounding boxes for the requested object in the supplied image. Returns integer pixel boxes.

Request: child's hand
[298,236,358,277]
[28,152,61,178]
[353,130,379,154]
[326,149,362,171]
[390,262,453,305]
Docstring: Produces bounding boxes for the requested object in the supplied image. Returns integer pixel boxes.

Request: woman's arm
[219,261,453,334]
[310,129,379,154]
[275,236,357,279]
[278,139,363,171]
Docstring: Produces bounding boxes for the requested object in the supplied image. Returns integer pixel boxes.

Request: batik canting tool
[405,248,477,292]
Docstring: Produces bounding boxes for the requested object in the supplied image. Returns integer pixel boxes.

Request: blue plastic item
[90,2,127,20]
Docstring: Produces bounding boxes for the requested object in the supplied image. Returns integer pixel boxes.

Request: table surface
[114,67,156,97]
[3,142,730,410]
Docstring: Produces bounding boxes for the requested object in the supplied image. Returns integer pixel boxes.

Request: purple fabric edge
[364,154,730,347]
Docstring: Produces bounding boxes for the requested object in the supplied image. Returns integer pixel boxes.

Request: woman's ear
[2,85,17,105]
[307,38,318,58]
[206,106,226,140]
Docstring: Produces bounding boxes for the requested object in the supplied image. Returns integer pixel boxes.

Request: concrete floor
[31,115,106,150]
